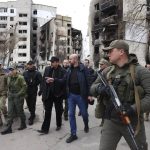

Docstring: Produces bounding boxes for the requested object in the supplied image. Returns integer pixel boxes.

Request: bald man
[65,54,93,143]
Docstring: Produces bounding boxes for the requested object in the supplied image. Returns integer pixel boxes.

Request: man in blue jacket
[66,54,93,143]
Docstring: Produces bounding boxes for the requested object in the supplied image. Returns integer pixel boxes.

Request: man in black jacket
[23,61,42,125]
[37,56,66,134]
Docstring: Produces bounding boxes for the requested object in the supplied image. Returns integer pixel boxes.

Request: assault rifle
[97,71,139,150]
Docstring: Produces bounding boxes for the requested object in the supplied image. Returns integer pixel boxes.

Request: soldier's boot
[145,113,149,121]
[0,117,3,126]
[100,119,104,127]
[18,121,27,130]
[28,114,35,125]
[1,125,12,135]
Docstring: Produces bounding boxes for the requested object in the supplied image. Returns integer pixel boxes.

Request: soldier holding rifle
[90,40,150,150]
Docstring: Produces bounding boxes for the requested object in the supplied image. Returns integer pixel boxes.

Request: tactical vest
[106,65,144,105]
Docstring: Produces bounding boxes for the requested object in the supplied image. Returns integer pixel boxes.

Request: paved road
[0,97,150,150]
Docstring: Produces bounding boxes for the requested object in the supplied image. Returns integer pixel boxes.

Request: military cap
[27,60,34,65]
[103,40,129,52]
[8,64,17,70]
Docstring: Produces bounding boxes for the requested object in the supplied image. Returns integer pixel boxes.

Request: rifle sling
[130,64,140,136]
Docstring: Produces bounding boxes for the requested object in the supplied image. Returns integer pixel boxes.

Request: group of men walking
[0,40,150,150]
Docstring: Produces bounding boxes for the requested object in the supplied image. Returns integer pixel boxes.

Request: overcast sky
[34,0,90,35]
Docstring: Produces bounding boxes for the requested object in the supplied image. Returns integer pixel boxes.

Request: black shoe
[78,112,81,116]
[66,134,78,143]
[37,130,48,134]
[18,124,27,130]
[84,126,89,133]
[56,126,61,131]
[28,119,34,125]
[1,127,12,135]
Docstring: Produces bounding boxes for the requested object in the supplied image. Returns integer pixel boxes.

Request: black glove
[88,99,94,105]
[38,91,42,96]
[122,104,136,116]
[97,83,110,96]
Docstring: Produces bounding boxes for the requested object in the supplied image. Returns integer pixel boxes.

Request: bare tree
[0,23,18,66]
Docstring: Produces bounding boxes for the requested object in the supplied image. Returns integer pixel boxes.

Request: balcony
[101,32,118,43]
[56,40,67,46]
[101,15,118,26]
[101,0,118,12]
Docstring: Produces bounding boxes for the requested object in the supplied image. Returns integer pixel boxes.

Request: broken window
[10,17,14,21]
[95,3,100,10]
[68,29,71,36]
[10,9,14,13]
[18,53,27,57]
[67,48,70,54]
[95,32,99,39]
[33,10,37,15]
[94,46,99,54]
[94,17,99,25]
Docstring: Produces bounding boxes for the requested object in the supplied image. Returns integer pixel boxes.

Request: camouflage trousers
[99,119,148,150]
[7,94,26,126]
[0,95,7,125]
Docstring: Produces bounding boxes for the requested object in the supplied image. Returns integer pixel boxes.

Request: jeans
[68,93,88,135]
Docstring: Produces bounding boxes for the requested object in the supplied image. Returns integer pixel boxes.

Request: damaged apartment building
[39,15,82,64]
[89,0,150,68]
[0,0,56,65]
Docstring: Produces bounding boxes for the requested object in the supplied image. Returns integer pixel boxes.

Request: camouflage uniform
[7,74,27,125]
[1,72,27,134]
[90,55,150,150]
[0,69,8,125]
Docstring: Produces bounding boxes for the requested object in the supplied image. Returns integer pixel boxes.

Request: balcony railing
[101,0,118,12]
[101,15,118,26]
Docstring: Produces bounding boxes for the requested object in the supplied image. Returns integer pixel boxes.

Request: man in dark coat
[90,40,150,150]
[23,61,42,125]
[65,54,93,143]
[37,56,66,134]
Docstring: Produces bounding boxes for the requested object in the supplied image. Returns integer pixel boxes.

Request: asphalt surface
[0,97,150,150]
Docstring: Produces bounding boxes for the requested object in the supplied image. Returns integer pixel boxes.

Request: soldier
[144,64,150,121]
[0,68,8,126]
[1,65,27,135]
[23,61,42,125]
[90,40,150,150]
[96,58,110,127]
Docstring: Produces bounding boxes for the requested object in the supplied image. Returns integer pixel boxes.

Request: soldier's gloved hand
[122,104,136,116]
[96,83,110,96]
